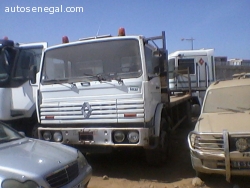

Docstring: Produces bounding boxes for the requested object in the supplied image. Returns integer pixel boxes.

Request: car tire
[195,171,207,180]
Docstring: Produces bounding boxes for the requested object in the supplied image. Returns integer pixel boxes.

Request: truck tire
[145,118,170,166]
[183,100,192,127]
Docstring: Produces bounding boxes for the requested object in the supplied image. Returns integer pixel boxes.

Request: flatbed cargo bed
[161,87,192,108]
[169,93,191,108]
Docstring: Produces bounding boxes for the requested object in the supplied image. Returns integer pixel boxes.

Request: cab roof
[45,35,144,52]
[168,49,214,58]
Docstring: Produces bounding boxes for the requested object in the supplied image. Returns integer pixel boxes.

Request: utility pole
[181,37,195,50]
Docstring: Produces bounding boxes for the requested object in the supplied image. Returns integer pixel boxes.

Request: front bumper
[188,131,250,182]
[38,127,150,147]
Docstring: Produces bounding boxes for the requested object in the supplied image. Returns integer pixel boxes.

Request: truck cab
[168,49,216,106]
[0,38,47,135]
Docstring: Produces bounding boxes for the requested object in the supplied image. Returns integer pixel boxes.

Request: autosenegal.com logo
[4,5,84,14]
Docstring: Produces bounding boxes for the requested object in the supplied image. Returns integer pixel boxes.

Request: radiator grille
[40,99,144,122]
[193,134,224,152]
[46,161,79,188]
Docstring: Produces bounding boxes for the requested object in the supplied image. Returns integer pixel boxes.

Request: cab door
[143,45,161,122]
[175,55,209,90]
[11,42,47,118]
[194,55,209,89]
[18,42,48,85]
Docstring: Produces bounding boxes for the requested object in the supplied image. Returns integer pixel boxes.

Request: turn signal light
[45,116,54,119]
[124,113,136,117]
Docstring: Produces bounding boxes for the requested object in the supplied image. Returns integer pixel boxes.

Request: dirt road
[86,118,250,188]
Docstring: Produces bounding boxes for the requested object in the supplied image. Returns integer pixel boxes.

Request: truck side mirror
[152,57,160,74]
[29,65,37,84]
[191,104,201,117]
[152,51,161,75]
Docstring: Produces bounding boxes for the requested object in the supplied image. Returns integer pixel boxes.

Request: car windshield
[203,85,250,113]
[0,123,23,144]
[41,39,142,84]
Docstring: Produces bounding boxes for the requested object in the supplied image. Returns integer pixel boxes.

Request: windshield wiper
[43,78,69,84]
[81,73,106,82]
[115,77,123,84]
[82,72,123,84]
[108,72,123,84]
[69,79,90,87]
[217,107,244,113]
[96,74,109,82]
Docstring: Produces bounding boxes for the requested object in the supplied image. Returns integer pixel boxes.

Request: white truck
[0,38,47,136]
[34,29,192,165]
[168,49,216,107]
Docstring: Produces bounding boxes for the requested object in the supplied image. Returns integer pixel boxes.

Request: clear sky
[1,0,249,59]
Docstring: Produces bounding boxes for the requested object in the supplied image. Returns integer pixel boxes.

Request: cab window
[178,59,195,74]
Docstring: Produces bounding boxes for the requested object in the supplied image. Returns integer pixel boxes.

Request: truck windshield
[203,85,250,113]
[42,39,142,84]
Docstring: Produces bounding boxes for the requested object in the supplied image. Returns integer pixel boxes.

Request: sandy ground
[85,118,250,188]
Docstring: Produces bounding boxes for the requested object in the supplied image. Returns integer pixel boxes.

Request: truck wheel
[184,101,192,127]
[31,124,39,138]
[145,118,170,166]
[84,180,90,188]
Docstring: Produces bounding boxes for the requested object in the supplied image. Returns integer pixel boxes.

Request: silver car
[0,122,92,188]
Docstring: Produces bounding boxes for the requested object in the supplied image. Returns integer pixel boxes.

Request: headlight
[77,150,87,169]
[53,131,63,142]
[127,131,139,143]
[236,138,248,152]
[2,179,39,188]
[113,131,125,143]
[43,131,52,141]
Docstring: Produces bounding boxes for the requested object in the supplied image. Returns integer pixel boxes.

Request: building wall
[214,57,250,80]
